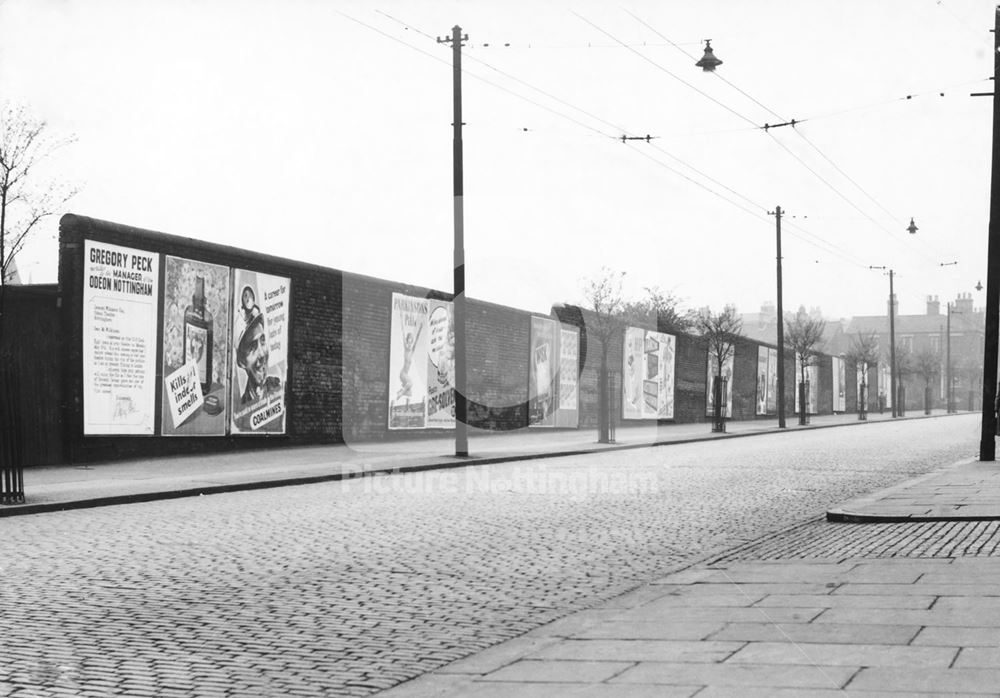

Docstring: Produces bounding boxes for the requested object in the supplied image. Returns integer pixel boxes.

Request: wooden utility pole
[889,269,897,418]
[438,26,469,457]
[981,7,1000,460]
[771,206,787,428]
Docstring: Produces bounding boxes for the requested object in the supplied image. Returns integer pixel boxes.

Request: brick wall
[45,214,854,465]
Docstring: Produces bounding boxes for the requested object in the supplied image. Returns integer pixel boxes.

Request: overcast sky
[1,0,995,321]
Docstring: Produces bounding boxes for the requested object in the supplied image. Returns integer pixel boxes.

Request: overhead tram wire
[360,9,872,270]
[626,144,869,269]
[622,10,962,266]
[340,11,617,139]
[571,11,759,129]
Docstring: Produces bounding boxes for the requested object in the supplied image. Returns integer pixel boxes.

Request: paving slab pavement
[368,413,1000,697]
[376,556,1000,697]
[827,457,1000,522]
[2,408,947,517]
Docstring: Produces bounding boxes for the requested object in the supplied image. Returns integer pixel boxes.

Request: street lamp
[695,40,723,72]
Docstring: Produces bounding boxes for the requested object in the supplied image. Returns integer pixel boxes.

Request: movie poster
[623,327,675,419]
[766,348,778,414]
[706,347,735,418]
[426,299,456,428]
[230,269,290,434]
[556,327,580,427]
[529,317,557,427]
[161,256,230,436]
[832,356,846,412]
[82,240,159,435]
[388,293,430,429]
[756,346,768,416]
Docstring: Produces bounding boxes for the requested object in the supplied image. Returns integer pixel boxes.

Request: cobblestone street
[0,415,979,696]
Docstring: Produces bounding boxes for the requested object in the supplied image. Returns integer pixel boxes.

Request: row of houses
[742,293,985,412]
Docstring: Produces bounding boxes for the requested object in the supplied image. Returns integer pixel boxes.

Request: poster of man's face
[230,269,290,434]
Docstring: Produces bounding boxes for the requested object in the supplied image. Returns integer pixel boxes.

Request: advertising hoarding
[230,269,290,434]
[388,293,456,430]
[706,346,735,418]
[756,346,768,416]
[529,316,557,427]
[556,327,580,427]
[161,256,230,435]
[82,240,159,435]
[623,327,675,420]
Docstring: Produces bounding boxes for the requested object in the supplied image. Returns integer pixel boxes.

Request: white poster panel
[556,326,580,427]
[706,347,735,418]
[623,328,675,420]
[622,327,646,420]
[657,332,676,419]
[388,293,430,429]
[832,356,846,412]
[82,240,159,435]
[766,348,778,414]
[426,299,456,428]
[756,346,768,416]
[230,269,290,434]
[857,363,868,412]
[879,363,893,410]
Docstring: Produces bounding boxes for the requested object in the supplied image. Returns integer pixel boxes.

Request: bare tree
[0,104,76,337]
[581,267,627,443]
[845,331,879,419]
[696,305,742,431]
[914,346,940,414]
[784,307,826,423]
[625,286,693,335]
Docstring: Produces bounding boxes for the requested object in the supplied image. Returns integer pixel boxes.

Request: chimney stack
[927,295,940,316]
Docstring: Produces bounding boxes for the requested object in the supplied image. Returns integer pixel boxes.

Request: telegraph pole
[771,206,787,428]
[438,25,469,457]
[889,269,897,418]
[980,7,1000,460]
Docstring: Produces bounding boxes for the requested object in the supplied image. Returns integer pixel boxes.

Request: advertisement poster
[832,356,846,412]
[879,363,893,410]
[426,299,456,428]
[82,240,159,435]
[529,316,557,427]
[161,256,230,435]
[766,348,778,414]
[794,356,819,414]
[556,327,579,427]
[623,327,675,420]
[230,269,290,434]
[857,363,868,412]
[622,327,646,420]
[387,293,456,430]
[756,346,768,416]
[705,347,735,418]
